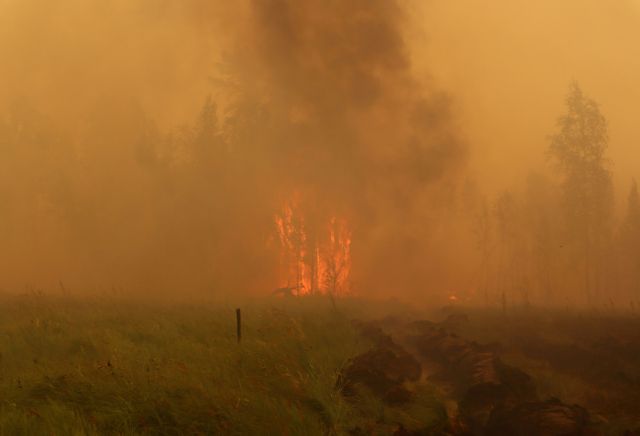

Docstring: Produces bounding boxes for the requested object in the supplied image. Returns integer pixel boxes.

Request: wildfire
[274,198,352,296]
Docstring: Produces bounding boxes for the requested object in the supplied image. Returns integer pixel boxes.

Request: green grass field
[0,293,447,435]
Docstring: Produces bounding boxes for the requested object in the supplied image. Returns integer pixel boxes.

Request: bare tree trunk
[585,227,591,304]
[296,251,302,296]
[309,236,318,295]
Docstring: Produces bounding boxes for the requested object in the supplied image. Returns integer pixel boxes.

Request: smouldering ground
[453,307,640,434]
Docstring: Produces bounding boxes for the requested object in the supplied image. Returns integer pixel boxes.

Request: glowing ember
[274,199,352,296]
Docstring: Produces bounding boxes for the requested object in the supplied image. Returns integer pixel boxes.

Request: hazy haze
[1,0,639,304]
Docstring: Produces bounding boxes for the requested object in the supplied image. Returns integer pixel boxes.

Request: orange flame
[274,199,352,296]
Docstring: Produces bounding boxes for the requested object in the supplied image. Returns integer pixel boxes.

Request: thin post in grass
[236,308,242,343]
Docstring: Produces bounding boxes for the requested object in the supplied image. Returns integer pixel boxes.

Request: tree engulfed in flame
[274,199,351,296]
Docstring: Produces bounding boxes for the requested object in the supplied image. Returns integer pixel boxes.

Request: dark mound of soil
[408,318,540,431]
[409,322,536,400]
[339,322,421,405]
[485,397,594,436]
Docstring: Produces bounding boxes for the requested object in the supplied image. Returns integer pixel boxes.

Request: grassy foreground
[0,293,444,435]
[4,293,638,435]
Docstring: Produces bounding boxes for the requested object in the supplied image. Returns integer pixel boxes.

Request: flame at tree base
[274,198,352,296]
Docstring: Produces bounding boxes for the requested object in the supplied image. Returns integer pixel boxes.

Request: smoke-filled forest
[1,0,640,434]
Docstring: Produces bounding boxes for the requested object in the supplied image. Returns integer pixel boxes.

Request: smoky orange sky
[414,0,640,196]
[0,0,639,301]
[3,0,638,192]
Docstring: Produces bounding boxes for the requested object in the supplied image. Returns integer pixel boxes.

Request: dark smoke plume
[223,0,468,295]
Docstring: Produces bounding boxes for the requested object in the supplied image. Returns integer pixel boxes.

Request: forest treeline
[0,95,281,293]
[471,83,640,308]
[0,83,638,306]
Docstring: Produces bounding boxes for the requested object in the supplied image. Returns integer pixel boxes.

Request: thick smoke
[5,0,640,303]
[0,0,468,298]
[227,0,468,296]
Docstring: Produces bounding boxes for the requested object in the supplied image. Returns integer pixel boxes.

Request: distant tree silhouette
[619,179,640,298]
[549,83,613,302]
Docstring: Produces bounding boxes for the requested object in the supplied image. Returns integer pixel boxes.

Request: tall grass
[0,293,445,435]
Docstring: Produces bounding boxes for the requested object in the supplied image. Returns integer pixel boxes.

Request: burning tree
[322,217,351,296]
[274,196,352,296]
